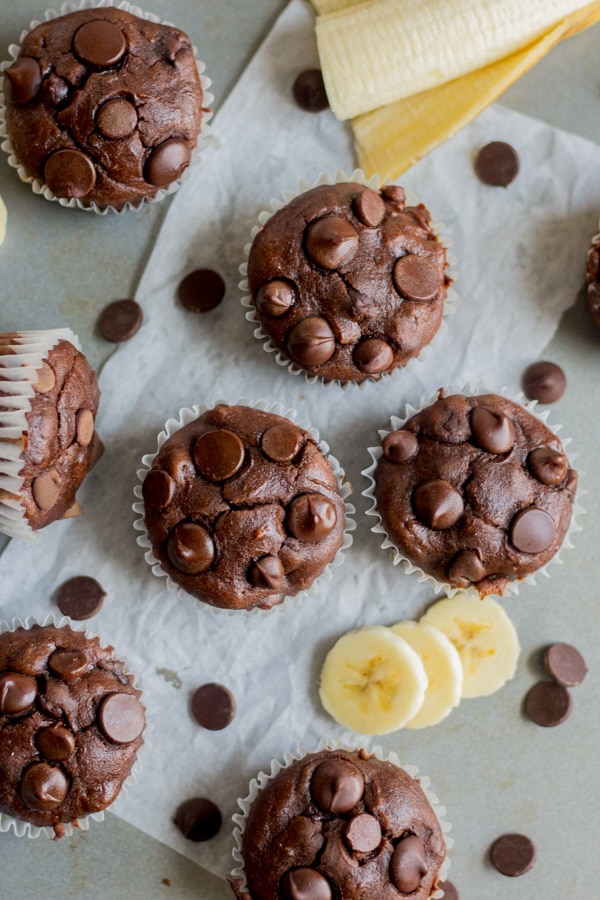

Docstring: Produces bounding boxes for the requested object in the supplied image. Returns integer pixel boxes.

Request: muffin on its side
[585,230,600,327]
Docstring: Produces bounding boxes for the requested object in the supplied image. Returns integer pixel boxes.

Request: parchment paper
[1,0,599,880]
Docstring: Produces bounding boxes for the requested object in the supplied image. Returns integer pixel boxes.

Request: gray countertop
[1,3,600,898]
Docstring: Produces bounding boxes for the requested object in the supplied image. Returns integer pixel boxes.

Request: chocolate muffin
[3,7,204,209]
[371,392,578,597]
[246,181,450,383]
[585,231,600,326]
[0,332,101,535]
[235,748,446,899]
[0,623,145,836]
[141,404,347,611]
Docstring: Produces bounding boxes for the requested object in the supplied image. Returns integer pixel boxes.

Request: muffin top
[142,404,346,611]
[373,392,577,597]
[0,624,145,835]
[247,182,449,383]
[239,748,446,900]
[3,7,204,209]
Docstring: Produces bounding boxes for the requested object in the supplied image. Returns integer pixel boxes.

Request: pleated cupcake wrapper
[239,167,458,390]
[0,328,80,541]
[362,382,585,601]
[132,397,356,617]
[230,737,453,898]
[0,613,151,839]
[0,0,214,215]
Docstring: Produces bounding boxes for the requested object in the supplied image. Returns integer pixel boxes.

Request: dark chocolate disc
[56,575,105,620]
[521,361,566,404]
[4,57,42,105]
[73,20,127,67]
[167,522,215,574]
[48,649,89,683]
[96,98,137,139]
[509,507,555,554]
[470,406,515,454]
[474,142,520,187]
[20,763,68,811]
[37,724,76,761]
[145,138,191,187]
[310,758,364,813]
[261,423,303,463]
[287,317,336,368]
[178,269,225,313]
[412,480,464,530]
[98,298,143,342]
[393,255,440,301]
[543,643,587,687]
[280,868,332,900]
[525,681,572,727]
[191,683,236,731]
[255,279,296,318]
[448,549,486,586]
[0,673,37,714]
[249,554,285,589]
[174,797,222,842]
[75,408,95,446]
[382,431,419,463]
[389,834,428,893]
[292,69,329,113]
[193,429,245,482]
[33,363,56,394]
[353,188,385,227]
[490,833,536,876]
[98,692,145,743]
[305,216,359,269]
[353,338,394,374]
[32,468,62,510]
[526,447,569,486]
[44,149,96,199]
[286,493,337,542]
[143,469,176,511]
[345,813,382,854]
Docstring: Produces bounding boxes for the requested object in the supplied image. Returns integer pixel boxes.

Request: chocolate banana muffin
[0,623,145,836]
[585,231,600,326]
[3,7,204,209]
[0,333,101,534]
[246,181,450,383]
[372,392,578,597]
[141,404,346,611]
[235,748,446,900]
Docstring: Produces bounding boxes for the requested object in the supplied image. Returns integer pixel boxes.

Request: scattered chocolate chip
[32,468,62,510]
[521,361,566,404]
[32,363,56,394]
[0,673,37,714]
[353,188,385,227]
[255,279,295,318]
[73,19,127,67]
[353,338,394,374]
[193,429,245,482]
[292,69,329,113]
[543,643,587,687]
[393,255,440,301]
[490,833,536,876]
[174,797,222,842]
[36,724,76,761]
[142,469,176,510]
[448,549,486,585]
[44,148,96,199]
[287,316,336,368]
[389,834,428,893]
[345,813,382,853]
[167,522,215,575]
[178,269,225,313]
[475,141,520,187]
[145,137,190,187]
[286,493,337,542]
[4,57,42,105]
[96,97,137,139]
[470,406,515,454]
[310,758,364,814]
[98,298,143,343]
[412,480,464,530]
[509,507,555,554]
[382,431,419,463]
[20,762,68,811]
[261,423,303,463]
[98,692,145,743]
[525,680,572,727]
[191,682,236,731]
[527,447,569,486]
[305,217,359,270]
[439,881,460,900]
[56,575,106,620]
[280,868,332,900]
[48,649,89,682]
[249,554,285,589]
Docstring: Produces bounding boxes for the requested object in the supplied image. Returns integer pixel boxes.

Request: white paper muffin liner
[0,614,150,839]
[0,0,214,215]
[231,737,453,898]
[132,397,356,616]
[362,383,585,600]
[239,168,458,390]
[0,328,81,541]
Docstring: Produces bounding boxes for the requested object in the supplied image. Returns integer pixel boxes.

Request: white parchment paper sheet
[1,0,598,879]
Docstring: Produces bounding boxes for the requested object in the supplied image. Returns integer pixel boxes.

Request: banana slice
[319,625,428,735]
[390,621,463,728]
[420,594,520,699]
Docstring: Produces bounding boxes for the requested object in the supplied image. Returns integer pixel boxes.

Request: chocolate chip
[287,317,336,368]
[305,217,359,269]
[178,269,225,313]
[255,279,295,318]
[98,692,145,743]
[193,429,245,481]
[44,149,96,199]
[525,681,572,727]
[280,869,332,900]
[145,138,190,187]
[32,468,62,510]
[353,338,394,374]
[73,20,127,67]
[56,575,105,620]
[310,758,364,814]
[48,649,89,682]
[470,406,515,454]
[292,69,329,113]
[448,549,486,586]
[96,98,137,139]
[389,834,428,893]
[0,673,37,714]
[543,643,587,687]
[75,408,95,446]
[345,813,382,853]
[98,298,143,342]
[382,431,419,463]
[249,554,285,589]
[191,683,236,731]
[167,522,215,575]
[174,797,222,841]
[439,881,460,900]
[509,507,555,554]
[490,833,536,876]
[474,142,520,187]
[381,184,406,209]
[353,188,385,227]
[36,724,76,761]
[393,255,440,301]
[261,423,303,463]
[20,762,68,811]
[4,57,42,105]
[142,469,176,510]
[32,363,56,394]
[412,480,464,530]
[527,447,569,486]
[286,493,337,542]
[521,361,566,404]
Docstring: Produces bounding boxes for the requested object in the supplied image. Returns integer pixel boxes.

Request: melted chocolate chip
[353,338,394,374]
[75,408,95,446]
[527,447,569,486]
[310,758,364,814]
[36,724,76,761]
[389,834,428,893]
[280,869,332,900]
[96,98,137,139]
[98,299,143,342]
[142,469,176,510]
[145,138,190,187]
[48,649,89,682]
[261,423,303,463]
[33,363,56,394]
[44,149,96,199]
[382,431,419,463]
[305,217,359,269]
[167,522,215,575]
[32,468,62,510]
[287,317,336,368]
[525,681,572,727]
[509,507,555,554]
[249,554,285,589]
[73,20,127,67]
[292,69,329,113]
[393,255,440,301]
[174,797,222,841]
[98,692,145,743]
[193,429,245,482]
[0,673,37,714]
[412,480,464,530]
[4,57,42,105]
[56,575,105,620]
[543,643,587,687]
[345,813,382,853]
[255,280,295,318]
[191,683,236,731]
[353,188,385,227]
[178,269,225,313]
[448,549,486,585]
[474,142,520,187]
[21,763,68,811]
[521,361,566,404]
[286,493,337,542]
[470,406,515,454]
[490,833,536,876]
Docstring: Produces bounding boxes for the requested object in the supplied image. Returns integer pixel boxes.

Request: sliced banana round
[319,625,428,735]
[420,593,520,699]
[390,620,463,728]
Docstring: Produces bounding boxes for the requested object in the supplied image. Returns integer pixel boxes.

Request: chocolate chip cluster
[241,749,445,900]
[142,405,346,611]
[4,7,203,209]
[247,182,450,383]
[374,393,577,597]
[0,624,145,835]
